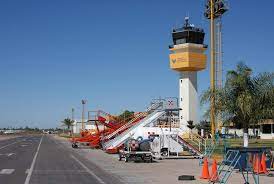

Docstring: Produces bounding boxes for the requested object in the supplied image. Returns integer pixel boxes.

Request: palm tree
[201,62,274,147]
[62,118,74,130]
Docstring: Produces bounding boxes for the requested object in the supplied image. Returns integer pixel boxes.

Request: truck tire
[125,156,129,162]
[72,143,78,148]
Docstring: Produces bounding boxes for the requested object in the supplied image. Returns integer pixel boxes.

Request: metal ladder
[211,149,241,184]
[199,135,219,165]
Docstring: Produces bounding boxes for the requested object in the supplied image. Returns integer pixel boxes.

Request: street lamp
[81,100,87,131]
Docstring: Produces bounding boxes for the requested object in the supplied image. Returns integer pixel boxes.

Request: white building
[259,119,274,139]
[72,119,105,134]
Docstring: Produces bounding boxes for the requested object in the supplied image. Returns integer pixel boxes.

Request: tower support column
[179,71,198,132]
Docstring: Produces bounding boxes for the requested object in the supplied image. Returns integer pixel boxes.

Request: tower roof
[170,17,205,47]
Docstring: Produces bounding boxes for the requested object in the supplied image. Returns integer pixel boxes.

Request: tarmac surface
[0,134,123,184]
[2,134,273,184]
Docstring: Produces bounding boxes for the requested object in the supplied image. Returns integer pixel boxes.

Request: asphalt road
[0,134,123,184]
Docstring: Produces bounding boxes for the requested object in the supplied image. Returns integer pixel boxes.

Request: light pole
[204,0,228,139]
[81,100,87,131]
[210,0,216,139]
[71,108,75,138]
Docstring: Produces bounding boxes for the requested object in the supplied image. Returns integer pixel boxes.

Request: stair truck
[119,138,153,163]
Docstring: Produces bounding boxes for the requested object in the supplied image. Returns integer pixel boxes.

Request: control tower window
[175,38,186,45]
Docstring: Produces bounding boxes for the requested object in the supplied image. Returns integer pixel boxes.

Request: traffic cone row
[200,153,269,181]
[200,157,219,181]
[253,153,268,174]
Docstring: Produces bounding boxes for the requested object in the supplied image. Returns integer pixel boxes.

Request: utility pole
[81,100,87,131]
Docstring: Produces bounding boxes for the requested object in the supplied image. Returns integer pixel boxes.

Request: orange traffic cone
[200,157,210,179]
[210,159,219,181]
[261,153,268,174]
[253,154,263,174]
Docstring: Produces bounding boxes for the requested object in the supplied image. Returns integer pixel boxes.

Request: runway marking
[24,135,43,184]
[0,169,15,174]
[0,153,16,157]
[7,153,15,157]
[0,140,24,150]
[70,154,105,184]
[32,169,87,174]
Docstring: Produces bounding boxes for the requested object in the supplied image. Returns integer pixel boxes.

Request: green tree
[117,110,135,122]
[201,62,274,146]
[196,120,211,136]
[62,118,74,130]
[187,120,195,130]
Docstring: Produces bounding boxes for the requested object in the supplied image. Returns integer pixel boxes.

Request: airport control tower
[169,17,207,132]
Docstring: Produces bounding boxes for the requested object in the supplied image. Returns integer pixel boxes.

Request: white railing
[103,110,166,149]
[189,132,208,153]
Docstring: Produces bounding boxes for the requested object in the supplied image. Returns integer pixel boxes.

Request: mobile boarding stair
[102,102,165,153]
[168,132,220,159]
[171,135,203,157]
[209,148,265,184]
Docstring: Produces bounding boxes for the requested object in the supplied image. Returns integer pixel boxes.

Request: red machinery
[71,110,129,148]
[71,110,146,151]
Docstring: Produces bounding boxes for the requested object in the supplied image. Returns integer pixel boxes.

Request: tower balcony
[169,43,207,72]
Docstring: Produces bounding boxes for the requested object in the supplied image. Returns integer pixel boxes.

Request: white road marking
[0,169,15,174]
[0,153,16,157]
[7,153,15,157]
[24,135,43,184]
[70,154,105,184]
[0,140,24,150]
[31,169,87,174]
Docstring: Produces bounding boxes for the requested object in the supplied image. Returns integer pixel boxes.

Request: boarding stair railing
[102,102,163,144]
[174,135,203,157]
[101,112,146,142]
[209,149,241,184]
[189,132,208,153]
[103,110,166,150]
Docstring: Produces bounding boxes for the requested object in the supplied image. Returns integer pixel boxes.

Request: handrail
[102,112,146,140]
[104,110,165,149]
[103,101,163,141]
[189,132,207,152]
[176,135,202,155]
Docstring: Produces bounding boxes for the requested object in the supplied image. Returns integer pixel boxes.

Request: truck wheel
[149,156,153,163]
[146,155,152,163]
[72,143,78,148]
[161,150,168,157]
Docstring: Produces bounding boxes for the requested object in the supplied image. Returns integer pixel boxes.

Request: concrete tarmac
[0,134,123,184]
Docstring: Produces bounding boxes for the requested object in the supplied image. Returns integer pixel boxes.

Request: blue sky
[0,0,273,128]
